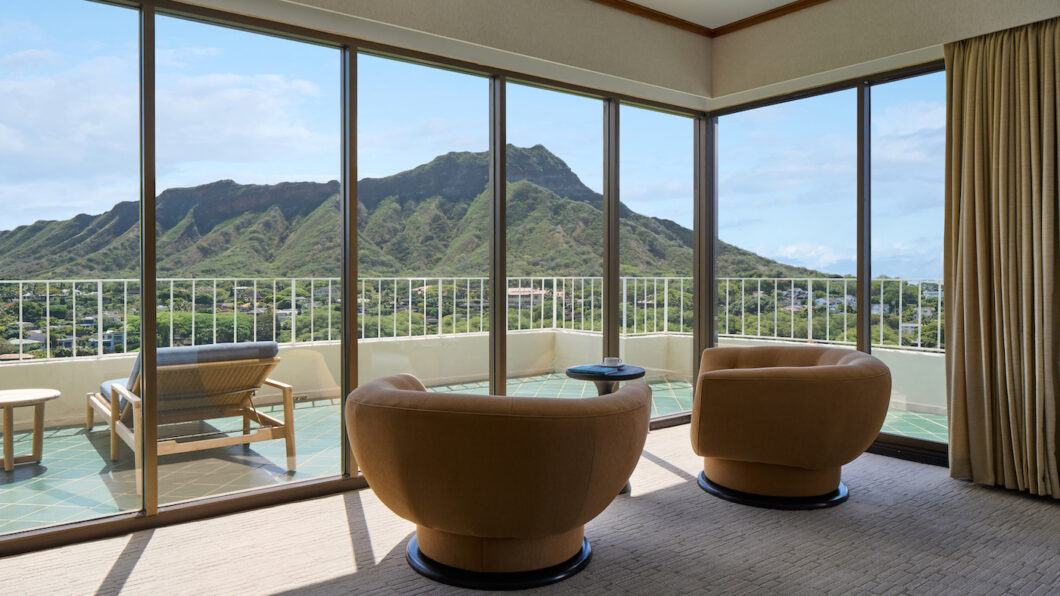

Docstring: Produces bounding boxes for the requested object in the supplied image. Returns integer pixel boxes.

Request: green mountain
[0,145,827,279]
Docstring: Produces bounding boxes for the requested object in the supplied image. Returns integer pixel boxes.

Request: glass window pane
[717,90,858,350]
[871,72,947,443]
[618,105,694,417]
[357,55,489,394]
[0,0,140,533]
[506,83,603,398]
[155,16,341,504]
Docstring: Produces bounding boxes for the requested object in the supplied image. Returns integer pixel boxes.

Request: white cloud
[0,19,44,47]
[774,242,854,272]
[0,49,60,71]
[720,130,856,204]
[156,71,332,169]
[870,238,944,279]
[0,122,25,153]
[156,46,221,69]
[0,44,341,229]
[877,101,945,137]
[0,54,139,184]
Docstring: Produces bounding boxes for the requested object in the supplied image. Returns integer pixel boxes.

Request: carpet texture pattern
[1,425,1057,595]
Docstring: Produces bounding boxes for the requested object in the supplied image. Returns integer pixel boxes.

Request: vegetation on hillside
[0,145,829,280]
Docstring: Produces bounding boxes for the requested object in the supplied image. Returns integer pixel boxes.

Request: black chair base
[406,536,592,591]
[698,471,849,510]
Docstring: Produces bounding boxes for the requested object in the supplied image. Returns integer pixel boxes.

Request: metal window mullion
[602,99,619,358]
[340,46,358,477]
[140,3,159,516]
[693,115,716,378]
[857,83,871,353]
[488,75,506,395]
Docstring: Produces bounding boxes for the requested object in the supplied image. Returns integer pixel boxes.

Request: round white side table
[0,388,61,472]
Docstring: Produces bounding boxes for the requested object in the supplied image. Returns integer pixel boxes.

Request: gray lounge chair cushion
[99,378,128,402]
[125,341,280,396]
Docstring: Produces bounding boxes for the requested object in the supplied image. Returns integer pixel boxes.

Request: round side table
[564,364,646,495]
[564,364,646,396]
[0,388,61,472]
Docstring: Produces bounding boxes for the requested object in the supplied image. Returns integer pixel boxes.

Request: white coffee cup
[602,356,623,367]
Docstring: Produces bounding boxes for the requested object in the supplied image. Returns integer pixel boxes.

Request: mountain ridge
[0,146,829,280]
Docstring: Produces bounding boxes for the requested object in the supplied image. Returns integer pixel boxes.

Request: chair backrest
[346,373,652,538]
[126,342,280,424]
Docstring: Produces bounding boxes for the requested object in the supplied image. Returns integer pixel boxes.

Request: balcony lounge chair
[346,373,651,590]
[86,341,294,493]
[691,345,890,509]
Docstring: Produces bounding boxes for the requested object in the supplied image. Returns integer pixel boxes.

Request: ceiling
[632,0,795,29]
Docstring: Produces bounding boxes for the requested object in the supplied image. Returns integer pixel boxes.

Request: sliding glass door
[357,55,490,394]
[505,83,604,397]
[618,105,695,417]
[154,15,341,504]
[870,72,947,443]
[0,0,141,535]
[717,90,858,349]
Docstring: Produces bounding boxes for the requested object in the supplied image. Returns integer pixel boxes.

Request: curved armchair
[691,345,890,508]
[345,373,651,589]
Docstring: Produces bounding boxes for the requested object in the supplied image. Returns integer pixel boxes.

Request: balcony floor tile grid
[0,399,343,535]
[882,408,948,443]
[0,377,947,536]
[430,373,695,417]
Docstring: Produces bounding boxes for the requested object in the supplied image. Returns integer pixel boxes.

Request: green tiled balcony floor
[882,408,948,443]
[432,373,694,418]
[0,375,947,536]
[0,400,341,536]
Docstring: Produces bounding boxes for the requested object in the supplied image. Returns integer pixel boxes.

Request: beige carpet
[2,425,1058,595]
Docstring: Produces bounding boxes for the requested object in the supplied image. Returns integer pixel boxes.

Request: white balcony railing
[0,276,943,363]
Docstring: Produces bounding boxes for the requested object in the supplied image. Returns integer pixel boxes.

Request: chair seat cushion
[99,378,129,409]
[99,375,127,398]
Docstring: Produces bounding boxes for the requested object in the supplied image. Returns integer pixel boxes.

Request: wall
[182,0,713,109]
[711,0,1060,107]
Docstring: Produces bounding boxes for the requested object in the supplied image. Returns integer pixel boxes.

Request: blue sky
[0,1,944,279]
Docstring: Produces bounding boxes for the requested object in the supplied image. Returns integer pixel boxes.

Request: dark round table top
[564,364,646,382]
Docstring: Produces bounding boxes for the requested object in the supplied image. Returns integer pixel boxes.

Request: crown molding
[588,0,831,38]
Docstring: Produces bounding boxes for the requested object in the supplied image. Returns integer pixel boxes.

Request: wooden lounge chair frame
[85,356,295,494]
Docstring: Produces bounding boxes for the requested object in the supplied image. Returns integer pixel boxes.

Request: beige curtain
[945,17,1059,498]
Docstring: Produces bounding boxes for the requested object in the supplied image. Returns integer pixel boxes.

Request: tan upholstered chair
[345,373,651,589]
[691,345,891,509]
